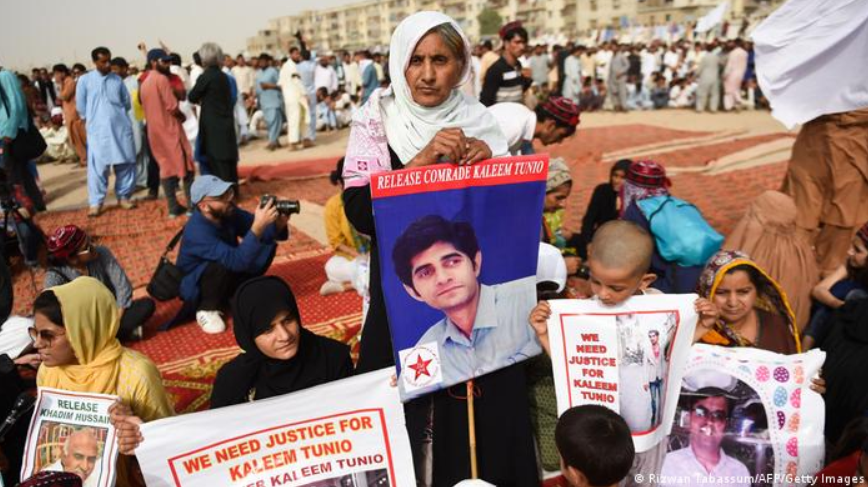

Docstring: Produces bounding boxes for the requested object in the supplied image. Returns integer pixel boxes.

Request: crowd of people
[1,4,867,487]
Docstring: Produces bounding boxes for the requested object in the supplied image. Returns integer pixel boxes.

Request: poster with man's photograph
[662,345,826,487]
[371,155,548,401]
[20,388,119,487]
[546,295,699,452]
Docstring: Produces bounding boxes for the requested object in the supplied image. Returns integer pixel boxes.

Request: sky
[1,0,359,71]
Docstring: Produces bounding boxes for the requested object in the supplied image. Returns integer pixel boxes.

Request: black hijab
[210,276,353,409]
[578,159,633,257]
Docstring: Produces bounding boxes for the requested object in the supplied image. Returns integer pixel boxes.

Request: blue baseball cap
[146,48,171,64]
[191,175,233,205]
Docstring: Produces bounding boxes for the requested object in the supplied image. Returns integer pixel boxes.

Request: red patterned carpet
[9,121,796,415]
[128,253,363,413]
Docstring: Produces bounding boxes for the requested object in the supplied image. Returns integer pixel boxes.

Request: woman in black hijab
[577,158,632,259]
[210,276,353,408]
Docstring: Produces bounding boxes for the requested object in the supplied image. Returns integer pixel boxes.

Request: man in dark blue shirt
[177,175,289,333]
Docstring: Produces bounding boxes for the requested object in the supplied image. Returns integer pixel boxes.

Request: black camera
[260,194,301,216]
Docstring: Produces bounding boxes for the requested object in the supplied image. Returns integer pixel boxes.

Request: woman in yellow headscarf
[31,277,173,483]
[696,250,801,354]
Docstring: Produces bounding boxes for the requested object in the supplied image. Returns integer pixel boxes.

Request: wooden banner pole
[467,379,478,479]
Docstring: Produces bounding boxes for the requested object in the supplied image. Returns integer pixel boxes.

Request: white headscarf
[380,12,507,163]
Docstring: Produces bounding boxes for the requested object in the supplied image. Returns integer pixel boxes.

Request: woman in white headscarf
[342,11,507,374]
[341,13,538,487]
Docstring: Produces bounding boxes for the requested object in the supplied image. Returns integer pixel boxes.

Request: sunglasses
[28,327,66,345]
[692,405,727,424]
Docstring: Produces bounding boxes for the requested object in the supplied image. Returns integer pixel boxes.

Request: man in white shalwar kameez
[279,51,310,150]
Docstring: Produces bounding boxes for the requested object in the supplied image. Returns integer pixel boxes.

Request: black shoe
[169,205,189,219]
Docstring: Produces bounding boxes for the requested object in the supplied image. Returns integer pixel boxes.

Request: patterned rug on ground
[127,253,363,414]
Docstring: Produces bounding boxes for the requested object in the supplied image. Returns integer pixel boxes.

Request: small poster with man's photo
[371,155,548,401]
[662,345,826,487]
[546,295,699,452]
[20,388,119,487]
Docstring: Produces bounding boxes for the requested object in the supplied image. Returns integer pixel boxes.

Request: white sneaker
[196,310,226,334]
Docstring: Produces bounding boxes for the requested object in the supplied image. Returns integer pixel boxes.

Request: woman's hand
[409,128,466,167]
[693,298,720,343]
[410,129,490,167]
[564,256,581,276]
[462,138,491,165]
[109,401,144,455]
[810,370,826,395]
[14,353,42,369]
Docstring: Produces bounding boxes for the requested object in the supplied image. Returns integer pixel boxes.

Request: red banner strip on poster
[371,154,550,199]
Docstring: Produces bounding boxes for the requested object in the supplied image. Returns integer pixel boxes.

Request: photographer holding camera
[176,175,294,334]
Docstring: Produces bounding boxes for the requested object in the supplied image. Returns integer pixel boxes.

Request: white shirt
[400,277,540,397]
[0,316,33,358]
[659,446,751,487]
[488,102,536,155]
[189,64,204,90]
[314,64,338,93]
[44,459,101,487]
[641,50,659,77]
[663,50,680,71]
[231,65,255,95]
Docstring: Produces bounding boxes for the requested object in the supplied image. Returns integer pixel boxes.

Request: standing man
[608,44,629,112]
[722,39,748,111]
[279,48,310,151]
[140,48,196,218]
[528,45,550,90]
[255,54,284,151]
[695,43,721,113]
[480,21,531,106]
[315,54,338,96]
[562,46,583,104]
[109,57,148,193]
[52,64,87,165]
[342,51,361,98]
[76,47,137,217]
[478,40,499,83]
[358,51,379,105]
[645,329,664,426]
[231,54,256,109]
[294,38,318,146]
[189,43,239,183]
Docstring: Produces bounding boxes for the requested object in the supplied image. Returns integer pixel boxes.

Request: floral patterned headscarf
[697,250,801,352]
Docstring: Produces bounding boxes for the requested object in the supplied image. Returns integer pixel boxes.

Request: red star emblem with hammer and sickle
[408,354,433,380]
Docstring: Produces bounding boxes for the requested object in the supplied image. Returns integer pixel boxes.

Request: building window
[590,0,597,11]
[613,0,620,9]
[665,13,671,21]
[590,19,598,29]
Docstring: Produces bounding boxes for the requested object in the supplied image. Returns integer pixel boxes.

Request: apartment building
[246,0,770,55]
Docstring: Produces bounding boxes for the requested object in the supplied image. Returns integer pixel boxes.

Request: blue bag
[637,195,723,267]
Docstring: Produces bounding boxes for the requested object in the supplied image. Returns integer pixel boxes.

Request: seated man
[392,215,539,390]
[39,108,75,163]
[177,175,289,334]
[315,87,337,132]
[45,225,155,341]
